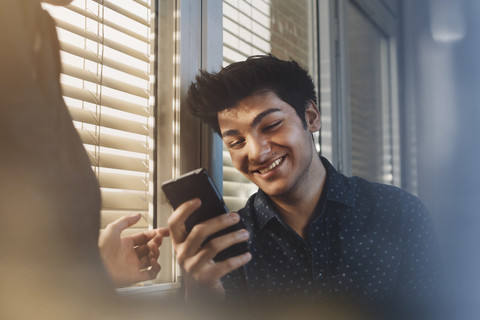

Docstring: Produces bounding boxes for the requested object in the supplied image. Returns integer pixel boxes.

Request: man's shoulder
[322,157,423,213]
[347,175,431,229]
[350,175,424,207]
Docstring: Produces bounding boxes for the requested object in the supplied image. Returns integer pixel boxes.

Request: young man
[168,55,441,317]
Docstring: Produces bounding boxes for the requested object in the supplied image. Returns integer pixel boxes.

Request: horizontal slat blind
[223,0,271,67]
[62,84,149,116]
[43,0,155,233]
[222,0,315,211]
[60,41,149,80]
[348,3,394,184]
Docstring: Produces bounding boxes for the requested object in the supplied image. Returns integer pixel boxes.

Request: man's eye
[263,121,282,131]
[228,139,245,148]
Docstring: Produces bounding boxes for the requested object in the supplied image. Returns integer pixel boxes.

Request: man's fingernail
[238,229,249,239]
[229,212,240,221]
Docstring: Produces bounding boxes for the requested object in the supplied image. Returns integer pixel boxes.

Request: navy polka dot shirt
[223,157,441,315]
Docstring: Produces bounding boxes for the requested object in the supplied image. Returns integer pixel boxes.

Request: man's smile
[252,155,286,175]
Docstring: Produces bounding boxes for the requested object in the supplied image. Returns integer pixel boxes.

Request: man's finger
[197,228,249,263]
[212,252,252,279]
[184,251,252,285]
[168,198,201,244]
[181,212,240,259]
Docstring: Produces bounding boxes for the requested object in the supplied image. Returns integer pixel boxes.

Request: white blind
[43,0,156,232]
[222,0,316,210]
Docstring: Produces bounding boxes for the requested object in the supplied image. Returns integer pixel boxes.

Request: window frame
[45,0,409,296]
[320,0,403,187]
[153,0,225,287]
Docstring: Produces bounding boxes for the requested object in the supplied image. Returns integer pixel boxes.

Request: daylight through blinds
[44,0,156,231]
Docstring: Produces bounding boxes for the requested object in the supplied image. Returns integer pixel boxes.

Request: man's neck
[269,157,326,239]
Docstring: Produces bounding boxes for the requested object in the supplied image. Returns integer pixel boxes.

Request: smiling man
[168,55,442,318]
[217,90,324,239]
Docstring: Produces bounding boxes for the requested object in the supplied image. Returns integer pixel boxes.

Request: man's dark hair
[186,54,318,135]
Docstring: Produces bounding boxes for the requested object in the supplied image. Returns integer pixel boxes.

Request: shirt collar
[321,156,356,208]
[252,189,280,232]
[249,156,356,232]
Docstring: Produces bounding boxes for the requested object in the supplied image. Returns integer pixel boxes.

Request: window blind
[43,0,156,234]
[348,2,395,185]
[222,0,316,210]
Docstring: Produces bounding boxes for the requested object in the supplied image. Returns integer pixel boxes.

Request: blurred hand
[98,213,170,288]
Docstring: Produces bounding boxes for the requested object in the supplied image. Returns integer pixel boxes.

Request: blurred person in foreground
[168,55,445,319]
[0,0,169,319]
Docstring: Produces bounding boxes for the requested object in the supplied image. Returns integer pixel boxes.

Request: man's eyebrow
[220,108,282,139]
[251,108,281,128]
[221,129,240,139]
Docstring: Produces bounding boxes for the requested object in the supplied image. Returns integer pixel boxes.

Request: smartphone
[161,168,248,261]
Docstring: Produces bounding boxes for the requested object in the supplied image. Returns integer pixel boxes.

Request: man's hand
[98,213,170,288]
[168,198,252,301]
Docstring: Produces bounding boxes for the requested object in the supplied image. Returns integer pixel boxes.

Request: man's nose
[247,136,271,163]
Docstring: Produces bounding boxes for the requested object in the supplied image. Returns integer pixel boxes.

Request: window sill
[116,282,181,297]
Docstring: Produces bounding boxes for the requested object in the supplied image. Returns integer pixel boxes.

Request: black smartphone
[161,168,248,261]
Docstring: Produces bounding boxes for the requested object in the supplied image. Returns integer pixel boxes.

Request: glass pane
[348,2,393,184]
[222,0,317,210]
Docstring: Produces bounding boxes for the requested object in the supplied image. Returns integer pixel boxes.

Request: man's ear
[305,101,321,132]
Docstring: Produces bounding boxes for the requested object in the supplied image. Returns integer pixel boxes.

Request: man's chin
[258,183,289,199]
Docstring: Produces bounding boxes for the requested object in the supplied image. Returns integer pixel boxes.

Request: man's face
[218,91,321,199]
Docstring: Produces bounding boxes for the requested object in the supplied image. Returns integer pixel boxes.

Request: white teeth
[258,157,283,174]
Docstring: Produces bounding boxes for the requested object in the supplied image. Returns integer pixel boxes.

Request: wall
[402,0,480,318]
